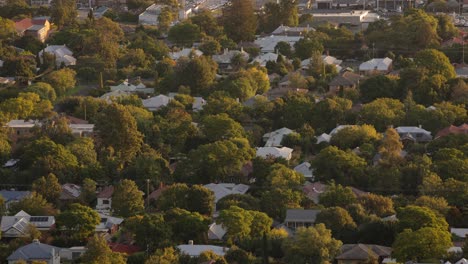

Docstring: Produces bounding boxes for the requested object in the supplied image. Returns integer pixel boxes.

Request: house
[3,159,19,169]
[138,4,164,26]
[69,123,94,137]
[169,48,203,60]
[177,241,229,257]
[302,182,327,204]
[252,52,279,67]
[110,79,154,94]
[451,228,468,239]
[395,126,432,143]
[59,183,81,201]
[0,190,31,210]
[256,147,293,161]
[212,48,249,72]
[455,65,468,78]
[168,93,206,111]
[359,57,393,75]
[5,119,41,142]
[39,45,76,66]
[316,133,332,144]
[203,183,250,203]
[1,211,55,238]
[306,10,380,30]
[95,213,123,234]
[271,25,315,36]
[263,127,294,147]
[15,17,51,42]
[100,90,133,102]
[93,6,109,18]
[294,162,314,179]
[142,95,172,111]
[328,71,361,95]
[7,239,61,264]
[301,55,343,72]
[0,77,15,85]
[254,35,302,53]
[108,243,141,255]
[208,223,227,240]
[30,0,53,6]
[284,209,321,229]
[435,124,468,139]
[96,186,114,213]
[59,246,86,261]
[336,244,392,264]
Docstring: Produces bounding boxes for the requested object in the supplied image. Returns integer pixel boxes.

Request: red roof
[15,18,33,32]
[65,115,89,124]
[148,185,168,201]
[97,186,114,198]
[435,123,468,138]
[108,242,141,255]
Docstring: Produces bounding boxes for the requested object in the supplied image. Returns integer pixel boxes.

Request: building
[203,183,250,203]
[100,90,133,102]
[284,209,321,229]
[252,52,279,67]
[95,213,123,234]
[110,80,154,94]
[256,147,293,161]
[435,123,468,139]
[29,0,53,6]
[208,223,227,240]
[59,183,81,202]
[263,127,294,147]
[169,48,203,60]
[307,11,380,29]
[15,17,51,42]
[301,55,343,72]
[139,4,165,26]
[212,49,250,72]
[5,120,40,142]
[294,162,314,179]
[0,190,31,210]
[302,182,327,204]
[1,211,55,238]
[177,241,229,257]
[359,57,393,75]
[328,71,361,95]
[7,239,61,264]
[96,186,114,213]
[336,244,392,264]
[39,45,77,66]
[395,126,432,143]
[254,35,302,53]
[143,95,172,111]
[271,25,315,36]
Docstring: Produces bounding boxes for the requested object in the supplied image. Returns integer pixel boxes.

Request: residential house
[256,147,293,161]
[100,90,133,102]
[0,77,15,86]
[29,0,53,6]
[359,57,393,75]
[301,55,343,72]
[455,64,468,78]
[108,243,141,255]
[69,123,94,137]
[110,79,154,94]
[208,223,227,240]
[39,45,76,66]
[95,213,123,234]
[212,48,249,72]
[1,211,55,238]
[294,161,314,179]
[284,209,321,229]
[271,25,315,36]
[395,126,432,143]
[336,244,392,264]
[451,228,468,239]
[93,6,110,18]
[263,127,294,147]
[169,48,203,60]
[305,10,380,30]
[5,119,40,142]
[435,124,468,139]
[96,186,114,213]
[142,95,172,111]
[3,159,19,169]
[15,17,51,42]
[59,183,81,202]
[177,241,229,257]
[302,182,327,204]
[168,93,206,111]
[252,52,278,67]
[59,246,86,261]
[0,190,31,210]
[139,4,164,26]
[203,183,250,204]
[328,71,361,95]
[254,35,302,53]
[7,239,61,264]
[316,133,332,144]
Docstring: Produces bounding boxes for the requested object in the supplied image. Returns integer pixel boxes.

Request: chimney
[224,48,228,55]
[33,239,40,244]
[188,240,194,245]
[419,124,422,128]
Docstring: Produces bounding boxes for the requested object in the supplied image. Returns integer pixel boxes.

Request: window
[102,199,110,205]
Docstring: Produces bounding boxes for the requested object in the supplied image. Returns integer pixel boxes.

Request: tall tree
[378,127,404,165]
[222,0,257,42]
[8,192,56,216]
[414,49,456,79]
[56,203,100,241]
[43,68,77,97]
[51,0,77,29]
[81,235,127,263]
[32,173,62,204]
[112,179,145,217]
[319,182,357,208]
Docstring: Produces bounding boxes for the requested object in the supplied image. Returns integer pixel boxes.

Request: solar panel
[30,217,48,222]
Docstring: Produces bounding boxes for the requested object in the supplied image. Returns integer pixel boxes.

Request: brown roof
[148,186,168,201]
[329,71,361,87]
[336,244,392,260]
[108,243,141,255]
[435,124,468,138]
[15,18,33,33]
[97,186,114,198]
[64,116,89,124]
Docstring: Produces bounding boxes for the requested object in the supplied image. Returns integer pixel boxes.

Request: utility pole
[146,179,150,209]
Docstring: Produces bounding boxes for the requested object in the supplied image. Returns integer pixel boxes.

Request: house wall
[96,198,112,212]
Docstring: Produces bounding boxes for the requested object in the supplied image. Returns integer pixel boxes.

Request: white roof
[100,90,132,102]
[6,120,40,128]
[168,93,206,111]
[169,48,203,60]
[329,125,353,135]
[142,95,171,110]
[177,244,228,257]
[256,147,293,160]
[301,55,342,68]
[448,247,463,253]
[456,258,468,264]
[254,35,302,53]
[252,52,278,66]
[213,49,249,64]
[95,213,124,232]
[294,162,313,178]
[263,127,294,147]
[395,126,431,135]
[451,228,468,238]
[203,183,250,203]
[61,183,81,198]
[208,223,227,240]
[359,57,392,71]
[1,211,55,237]
[316,133,331,144]
[40,45,76,66]
[272,25,315,35]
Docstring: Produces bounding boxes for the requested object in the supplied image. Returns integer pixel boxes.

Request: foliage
[51,0,77,28]
[217,194,260,211]
[112,179,145,217]
[414,49,456,79]
[315,207,357,240]
[330,125,381,150]
[359,98,405,131]
[217,206,272,242]
[8,192,56,216]
[56,203,100,241]
[145,247,180,264]
[222,0,257,42]
[164,208,209,244]
[81,235,127,263]
[43,68,77,97]
[359,75,400,103]
[168,22,201,47]
[125,214,172,253]
[157,183,215,215]
[319,182,357,208]
[358,193,395,217]
[397,205,449,231]
[32,173,61,204]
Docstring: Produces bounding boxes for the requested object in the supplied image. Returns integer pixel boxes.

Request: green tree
[126,214,172,253]
[32,173,61,204]
[25,82,57,102]
[319,182,357,208]
[51,0,77,28]
[176,56,217,94]
[217,206,272,242]
[9,192,56,216]
[358,193,395,217]
[158,7,174,33]
[294,37,324,60]
[79,178,97,205]
[164,208,209,243]
[66,138,98,167]
[414,196,449,215]
[157,184,214,215]
[43,68,77,97]
[397,205,449,231]
[217,194,260,211]
[0,17,16,39]
[414,49,455,79]
[330,125,381,150]
[145,247,180,264]
[199,38,221,56]
[435,14,459,41]
[122,147,170,187]
[392,227,452,262]
[274,41,293,58]
[112,179,145,217]
[222,0,257,42]
[359,75,400,103]
[316,207,357,239]
[311,97,352,133]
[378,127,404,165]
[432,148,468,182]
[282,224,342,264]
[81,235,127,263]
[56,203,100,241]
[200,114,245,142]
[359,98,405,131]
[168,22,201,47]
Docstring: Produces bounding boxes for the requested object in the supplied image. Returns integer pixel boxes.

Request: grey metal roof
[285,209,321,222]
[0,190,30,202]
[7,240,61,261]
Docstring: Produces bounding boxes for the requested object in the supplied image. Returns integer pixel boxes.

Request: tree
[275,41,293,58]
[222,0,257,42]
[81,235,126,263]
[176,56,217,94]
[316,207,357,240]
[43,68,76,97]
[122,147,170,188]
[319,182,357,207]
[126,214,172,253]
[378,127,404,165]
[66,138,98,167]
[157,184,214,215]
[311,97,352,133]
[200,114,245,142]
[414,196,449,215]
[217,206,272,242]
[435,14,459,41]
[56,203,100,241]
[79,178,97,205]
[414,49,455,79]
[359,98,405,131]
[199,38,221,56]
[282,224,342,264]
[95,104,143,167]
[164,208,209,243]
[397,205,449,231]
[145,247,180,264]
[330,125,381,150]
[432,148,468,182]
[217,194,260,211]
[359,75,400,103]
[0,17,16,39]
[168,22,201,47]
[358,193,395,217]
[51,0,77,28]
[392,227,452,262]
[32,173,61,204]
[25,82,57,102]
[8,192,56,216]
[112,180,144,217]
[294,37,324,60]
[158,7,174,33]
